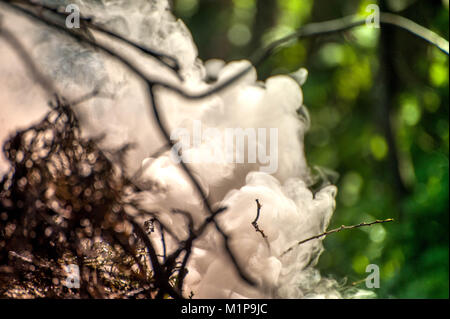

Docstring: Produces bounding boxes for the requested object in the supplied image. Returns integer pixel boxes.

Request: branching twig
[281,218,394,257]
[252,199,267,239]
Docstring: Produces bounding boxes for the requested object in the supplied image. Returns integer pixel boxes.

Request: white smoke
[0,0,371,298]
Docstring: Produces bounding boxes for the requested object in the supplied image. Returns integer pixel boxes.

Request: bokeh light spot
[228,23,252,46]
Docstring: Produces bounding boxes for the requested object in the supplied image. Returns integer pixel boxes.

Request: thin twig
[351,278,366,286]
[252,199,270,251]
[3,1,447,104]
[252,199,267,239]
[281,218,394,257]
[1,1,438,297]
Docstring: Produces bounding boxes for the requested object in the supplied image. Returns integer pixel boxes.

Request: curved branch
[380,12,449,55]
[2,1,447,103]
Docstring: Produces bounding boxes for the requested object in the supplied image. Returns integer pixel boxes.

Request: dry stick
[1,1,443,294]
[3,1,447,103]
[281,218,394,257]
[0,23,58,97]
[17,0,181,75]
[135,209,182,244]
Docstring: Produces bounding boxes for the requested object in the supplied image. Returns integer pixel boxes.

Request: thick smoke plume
[0,0,370,298]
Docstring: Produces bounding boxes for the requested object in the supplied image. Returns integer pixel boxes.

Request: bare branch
[252,199,270,250]
[2,0,432,298]
[380,12,449,55]
[3,1,447,105]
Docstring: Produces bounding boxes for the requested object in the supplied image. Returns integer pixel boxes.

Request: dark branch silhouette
[281,219,394,257]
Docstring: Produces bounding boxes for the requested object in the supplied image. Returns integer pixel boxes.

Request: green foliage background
[172,0,449,298]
